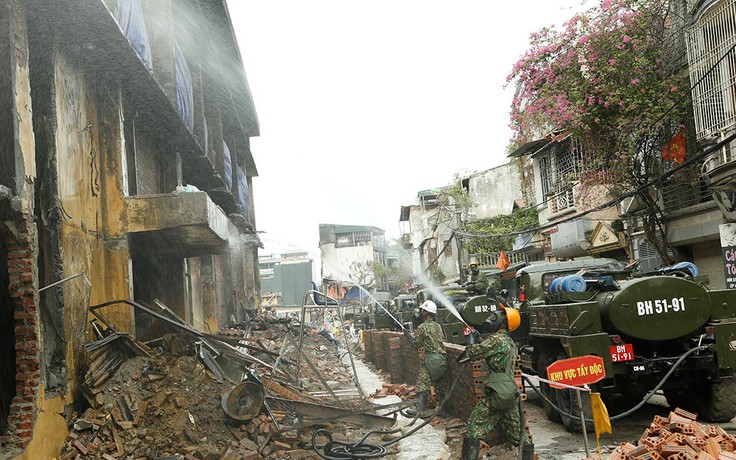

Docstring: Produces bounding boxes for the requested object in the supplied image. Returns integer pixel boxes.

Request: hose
[310,369,465,459]
[522,344,710,422]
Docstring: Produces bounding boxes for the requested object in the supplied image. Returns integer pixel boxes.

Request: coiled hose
[310,369,465,460]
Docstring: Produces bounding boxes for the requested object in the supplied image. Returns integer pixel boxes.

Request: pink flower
[609,59,616,66]
[670,86,678,92]
[579,35,589,44]
[622,35,632,43]
[631,78,639,85]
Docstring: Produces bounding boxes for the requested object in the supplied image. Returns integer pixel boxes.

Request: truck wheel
[555,387,595,433]
[694,378,736,423]
[537,351,562,423]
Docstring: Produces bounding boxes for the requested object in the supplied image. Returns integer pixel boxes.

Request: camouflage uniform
[465,330,523,446]
[466,269,489,296]
[413,316,447,393]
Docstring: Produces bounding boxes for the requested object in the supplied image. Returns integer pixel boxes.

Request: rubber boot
[461,437,480,460]
[405,391,427,417]
[522,442,535,460]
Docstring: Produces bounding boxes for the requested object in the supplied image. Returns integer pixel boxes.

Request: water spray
[412,271,471,328]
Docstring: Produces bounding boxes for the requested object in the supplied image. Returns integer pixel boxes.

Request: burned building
[0,0,260,457]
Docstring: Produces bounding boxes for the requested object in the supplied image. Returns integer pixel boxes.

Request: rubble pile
[368,383,416,400]
[589,408,736,460]
[57,305,400,459]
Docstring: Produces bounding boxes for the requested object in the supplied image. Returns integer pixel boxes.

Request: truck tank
[597,276,710,341]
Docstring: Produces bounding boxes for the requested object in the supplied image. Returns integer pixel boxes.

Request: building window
[687,0,736,167]
[538,137,584,213]
[335,232,372,248]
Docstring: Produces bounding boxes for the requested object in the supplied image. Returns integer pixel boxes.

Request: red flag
[662,128,686,164]
[497,251,510,271]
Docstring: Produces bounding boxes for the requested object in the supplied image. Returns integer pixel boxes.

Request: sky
[227,1,588,261]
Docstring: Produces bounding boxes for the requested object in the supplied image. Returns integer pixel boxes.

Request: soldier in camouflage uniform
[464,260,489,296]
[404,300,447,417]
[460,307,528,460]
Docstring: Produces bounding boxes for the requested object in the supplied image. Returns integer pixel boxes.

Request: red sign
[546,355,606,389]
[610,343,634,363]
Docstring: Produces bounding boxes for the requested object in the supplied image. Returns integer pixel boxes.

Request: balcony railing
[548,187,575,215]
[661,163,713,212]
[469,252,527,269]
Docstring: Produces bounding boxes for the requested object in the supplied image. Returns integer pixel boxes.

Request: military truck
[506,258,736,432]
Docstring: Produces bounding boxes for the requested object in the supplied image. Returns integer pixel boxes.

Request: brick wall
[362,330,482,420]
[1,212,41,456]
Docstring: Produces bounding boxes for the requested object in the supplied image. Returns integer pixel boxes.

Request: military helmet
[481,306,521,334]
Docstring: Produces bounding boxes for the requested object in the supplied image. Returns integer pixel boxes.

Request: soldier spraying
[459,305,532,460]
[404,300,448,417]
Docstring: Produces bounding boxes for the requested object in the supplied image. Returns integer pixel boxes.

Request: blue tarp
[236,166,249,218]
[343,286,368,301]
[223,142,232,190]
[174,40,194,132]
[114,0,153,71]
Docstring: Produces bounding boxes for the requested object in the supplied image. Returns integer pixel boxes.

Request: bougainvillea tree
[507,0,692,263]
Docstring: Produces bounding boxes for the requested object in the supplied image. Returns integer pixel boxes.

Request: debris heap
[590,408,736,460]
[57,302,405,459]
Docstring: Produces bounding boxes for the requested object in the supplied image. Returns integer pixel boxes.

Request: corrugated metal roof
[508,139,551,157]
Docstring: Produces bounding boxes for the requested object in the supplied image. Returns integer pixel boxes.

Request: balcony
[702,148,736,221]
[548,186,576,216]
[121,191,236,257]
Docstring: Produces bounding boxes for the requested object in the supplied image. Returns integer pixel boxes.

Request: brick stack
[363,330,375,364]
[586,408,736,460]
[387,336,403,383]
[1,212,41,457]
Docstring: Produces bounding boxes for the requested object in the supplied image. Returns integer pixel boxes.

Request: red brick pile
[589,408,736,460]
[368,383,416,399]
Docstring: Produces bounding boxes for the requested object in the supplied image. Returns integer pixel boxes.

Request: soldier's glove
[403,329,415,344]
[468,328,481,345]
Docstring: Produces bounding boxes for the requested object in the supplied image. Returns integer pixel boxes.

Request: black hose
[522,345,710,422]
[311,428,387,460]
[310,370,465,459]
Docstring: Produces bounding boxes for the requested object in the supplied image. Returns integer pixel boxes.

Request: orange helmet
[504,306,521,332]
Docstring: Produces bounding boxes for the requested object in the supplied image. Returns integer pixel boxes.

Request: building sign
[546,355,606,389]
[722,224,736,289]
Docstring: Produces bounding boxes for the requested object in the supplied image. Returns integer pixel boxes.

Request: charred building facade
[0,0,260,457]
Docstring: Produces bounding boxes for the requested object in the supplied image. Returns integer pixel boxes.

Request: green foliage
[463,207,539,254]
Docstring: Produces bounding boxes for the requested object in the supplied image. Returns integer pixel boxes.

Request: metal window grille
[687,0,736,170]
[539,137,585,213]
[661,162,712,211]
[335,231,373,248]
